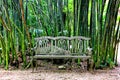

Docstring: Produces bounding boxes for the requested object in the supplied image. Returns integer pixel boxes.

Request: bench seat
[33,55,91,59]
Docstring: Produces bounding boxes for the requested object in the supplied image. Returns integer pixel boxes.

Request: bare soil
[0,67,120,80]
[0,44,120,80]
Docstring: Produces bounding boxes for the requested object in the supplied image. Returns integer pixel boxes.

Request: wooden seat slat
[33,55,91,59]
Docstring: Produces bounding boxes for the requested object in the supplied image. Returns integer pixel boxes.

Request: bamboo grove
[0,0,119,69]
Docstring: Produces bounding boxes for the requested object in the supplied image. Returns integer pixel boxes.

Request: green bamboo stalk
[79,0,89,36]
[0,34,6,67]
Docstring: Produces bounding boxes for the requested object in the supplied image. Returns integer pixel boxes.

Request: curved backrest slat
[34,36,91,55]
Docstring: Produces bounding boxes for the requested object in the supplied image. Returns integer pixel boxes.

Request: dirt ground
[0,67,120,80]
[0,44,120,80]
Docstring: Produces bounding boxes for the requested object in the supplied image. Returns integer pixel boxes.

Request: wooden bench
[31,36,92,71]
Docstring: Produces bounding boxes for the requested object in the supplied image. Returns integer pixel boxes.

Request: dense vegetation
[0,0,119,69]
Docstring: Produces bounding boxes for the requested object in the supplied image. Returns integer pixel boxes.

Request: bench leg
[32,58,34,72]
[87,58,93,71]
[71,59,76,69]
[35,60,38,70]
[32,58,38,72]
[87,59,89,70]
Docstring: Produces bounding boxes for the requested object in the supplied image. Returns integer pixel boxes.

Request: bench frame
[31,36,92,71]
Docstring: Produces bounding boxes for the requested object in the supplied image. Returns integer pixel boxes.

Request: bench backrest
[33,36,91,55]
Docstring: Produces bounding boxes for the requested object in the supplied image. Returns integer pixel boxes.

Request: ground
[0,44,120,80]
[0,67,120,80]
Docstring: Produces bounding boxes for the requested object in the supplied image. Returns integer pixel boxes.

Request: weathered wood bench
[31,36,92,71]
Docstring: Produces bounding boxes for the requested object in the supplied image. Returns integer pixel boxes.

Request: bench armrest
[31,46,37,56]
[86,47,92,56]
